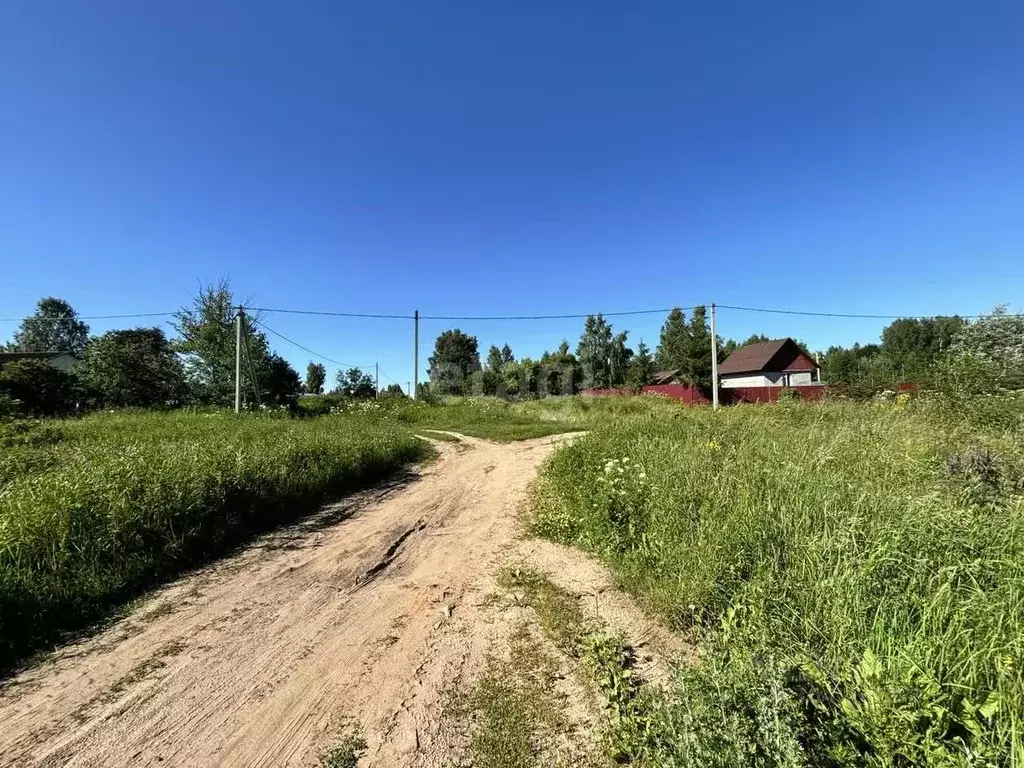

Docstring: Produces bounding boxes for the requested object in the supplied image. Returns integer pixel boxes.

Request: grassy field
[0,410,426,667]
[532,398,1024,766]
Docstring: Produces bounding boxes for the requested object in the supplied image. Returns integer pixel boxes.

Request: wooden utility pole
[413,309,419,399]
[710,302,720,409]
[235,306,243,414]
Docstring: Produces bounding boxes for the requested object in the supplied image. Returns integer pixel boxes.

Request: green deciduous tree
[486,345,504,372]
[949,306,1024,388]
[539,340,581,396]
[0,360,83,416]
[264,355,302,407]
[722,334,770,357]
[881,316,964,380]
[305,362,326,394]
[610,331,633,387]
[7,297,90,355]
[427,329,480,395]
[335,367,376,399]
[173,281,273,406]
[81,327,188,407]
[577,314,614,389]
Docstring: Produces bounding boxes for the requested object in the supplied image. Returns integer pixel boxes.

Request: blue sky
[2,1,1022,387]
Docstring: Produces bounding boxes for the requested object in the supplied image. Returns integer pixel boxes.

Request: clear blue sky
[3,1,1022,387]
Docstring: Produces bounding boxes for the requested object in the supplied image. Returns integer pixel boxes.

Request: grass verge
[0,411,427,669]
[531,400,1024,765]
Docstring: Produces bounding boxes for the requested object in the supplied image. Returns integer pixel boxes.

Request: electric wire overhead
[254,319,370,370]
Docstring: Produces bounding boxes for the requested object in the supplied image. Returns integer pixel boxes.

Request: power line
[418,307,694,321]
[251,306,699,321]
[376,367,401,386]
[251,307,411,320]
[717,304,1019,320]
[253,319,369,370]
[0,311,177,323]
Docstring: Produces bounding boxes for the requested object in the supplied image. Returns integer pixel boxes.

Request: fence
[582,383,829,405]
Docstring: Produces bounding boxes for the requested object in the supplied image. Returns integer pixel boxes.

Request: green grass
[0,411,426,668]
[389,397,584,441]
[532,398,1024,766]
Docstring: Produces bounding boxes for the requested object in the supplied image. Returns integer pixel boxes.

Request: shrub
[777,388,802,403]
[0,360,83,416]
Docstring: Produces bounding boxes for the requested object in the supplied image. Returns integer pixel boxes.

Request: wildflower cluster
[593,455,650,553]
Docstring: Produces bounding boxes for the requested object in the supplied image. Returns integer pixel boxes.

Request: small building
[718,338,820,388]
[0,351,79,371]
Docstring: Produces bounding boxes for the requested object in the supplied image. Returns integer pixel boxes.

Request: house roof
[718,338,816,375]
[0,351,75,363]
[650,369,681,385]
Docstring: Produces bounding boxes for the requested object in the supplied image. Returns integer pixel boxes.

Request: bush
[777,388,801,403]
[0,360,83,416]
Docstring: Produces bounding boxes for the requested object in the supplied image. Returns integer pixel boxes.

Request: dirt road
[0,433,584,767]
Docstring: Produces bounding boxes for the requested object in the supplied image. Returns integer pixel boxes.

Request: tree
[173,281,273,406]
[609,331,633,387]
[683,305,713,387]
[7,297,90,355]
[305,362,326,395]
[486,345,504,372]
[655,308,689,374]
[501,344,515,365]
[427,329,480,395]
[654,306,713,386]
[265,355,302,407]
[881,316,964,380]
[0,360,82,416]
[335,367,376,399]
[539,340,581,396]
[627,341,655,391]
[950,306,1024,388]
[81,327,187,407]
[382,383,406,397]
[722,333,770,357]
[577,314,614,389]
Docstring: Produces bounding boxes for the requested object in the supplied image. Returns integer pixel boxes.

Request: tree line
[0,282,391,417]
[426,305,723,397]
[425,306,1023,399]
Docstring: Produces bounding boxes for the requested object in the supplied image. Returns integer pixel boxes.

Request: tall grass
[0,411,425,667]
[532,400,1024,765]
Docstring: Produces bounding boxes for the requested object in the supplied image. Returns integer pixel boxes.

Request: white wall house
[0,351,79,371]
[717,339,820,389]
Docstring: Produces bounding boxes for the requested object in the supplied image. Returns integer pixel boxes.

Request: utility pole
[235,306,243,414]
[413,309,419,399]
[710,302,720,409]
[375,362,379,398]
[407,381,411,397]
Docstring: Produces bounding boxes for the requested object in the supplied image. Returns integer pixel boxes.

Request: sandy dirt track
[0,433,585,767]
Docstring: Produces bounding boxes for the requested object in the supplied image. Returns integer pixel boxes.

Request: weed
[320,727,367,768]
[0,410,427,668]
[532,400,1024,765]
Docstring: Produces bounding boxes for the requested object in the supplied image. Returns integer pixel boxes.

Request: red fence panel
[722,385,827,403]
